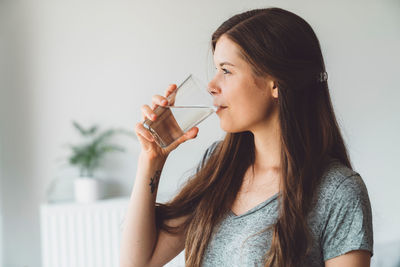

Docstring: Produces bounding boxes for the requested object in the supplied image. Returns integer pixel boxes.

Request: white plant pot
[73,177,103,203]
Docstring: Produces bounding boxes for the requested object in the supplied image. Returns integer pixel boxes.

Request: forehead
[213,35,244,65]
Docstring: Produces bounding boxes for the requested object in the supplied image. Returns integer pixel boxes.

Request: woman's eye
[222,68,231,74]
[213,67,231,75]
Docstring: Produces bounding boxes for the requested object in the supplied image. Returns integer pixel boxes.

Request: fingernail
[162,100,168,105]
[151,114,156,120]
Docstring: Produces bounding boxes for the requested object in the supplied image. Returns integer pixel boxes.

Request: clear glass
[143,74,216,148]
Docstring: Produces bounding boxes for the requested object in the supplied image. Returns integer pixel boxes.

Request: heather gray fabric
[198,142,373,267]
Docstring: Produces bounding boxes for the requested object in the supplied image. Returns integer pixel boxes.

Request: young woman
[120,7,373,267]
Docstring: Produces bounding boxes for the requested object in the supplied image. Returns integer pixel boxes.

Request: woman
[120,7,373,267]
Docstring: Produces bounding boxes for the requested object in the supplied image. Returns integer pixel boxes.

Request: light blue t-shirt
[199,143,373,267]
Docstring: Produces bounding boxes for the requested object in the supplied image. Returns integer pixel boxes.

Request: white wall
[1,0,399,266]
[0,3,4,264]
[1,1,13,266]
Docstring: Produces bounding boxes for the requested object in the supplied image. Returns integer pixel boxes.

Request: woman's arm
[119,153,167,267]
[120,83,198,267]
[325,250,371,267]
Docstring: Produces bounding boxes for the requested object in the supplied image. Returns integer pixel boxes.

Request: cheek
[218,80,272,131]
[235,92,266,117]
[219,97,267,132]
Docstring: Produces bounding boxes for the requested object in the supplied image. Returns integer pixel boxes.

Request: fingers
[151,95,169,110]
[165,84,177,98]
[176,127,199,146]
[141,104,155,121]
[183,127,199,140]
[149,84,177,110]
[135,122,155,143]
[165,127,199,153]
[165,84,177,106]
[137,83,180,152]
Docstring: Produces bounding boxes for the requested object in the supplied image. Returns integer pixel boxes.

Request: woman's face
[208,35,279,133]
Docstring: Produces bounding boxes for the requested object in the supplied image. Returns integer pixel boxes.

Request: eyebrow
[219,62,235,67]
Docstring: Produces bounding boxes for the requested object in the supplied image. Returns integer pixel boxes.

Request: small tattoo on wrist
[149,170,161,194]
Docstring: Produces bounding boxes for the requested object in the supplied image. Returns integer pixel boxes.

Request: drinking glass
[143,74,216,148]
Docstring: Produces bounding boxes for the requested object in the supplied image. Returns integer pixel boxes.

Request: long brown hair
[155,7,352,267]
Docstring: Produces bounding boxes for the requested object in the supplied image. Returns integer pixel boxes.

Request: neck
[251,114,281,173]
[241,113,283,192]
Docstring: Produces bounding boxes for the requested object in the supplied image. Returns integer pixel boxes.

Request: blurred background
[0,0,399,266]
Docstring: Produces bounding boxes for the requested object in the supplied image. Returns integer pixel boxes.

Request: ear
[271,81,278,99]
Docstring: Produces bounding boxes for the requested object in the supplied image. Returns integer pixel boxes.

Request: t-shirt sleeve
[195,140,221,173]
[321,173,374,261]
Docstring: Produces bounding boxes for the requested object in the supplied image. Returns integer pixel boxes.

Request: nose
[207,79,221,96]
[207,87,219,96]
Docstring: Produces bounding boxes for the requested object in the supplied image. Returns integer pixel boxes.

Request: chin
[220,121,247,133]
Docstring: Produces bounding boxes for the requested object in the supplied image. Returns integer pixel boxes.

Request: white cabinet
[40,197,128,267]
[40,197,185,267]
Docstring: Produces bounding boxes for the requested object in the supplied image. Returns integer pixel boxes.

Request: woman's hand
[135,84,199,160]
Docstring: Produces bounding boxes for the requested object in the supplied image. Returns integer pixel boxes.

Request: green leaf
[72,121,98,137]
[92,129,116,147]
[65,122,136,175]
[88,125,98,135]
[72,121,87,136]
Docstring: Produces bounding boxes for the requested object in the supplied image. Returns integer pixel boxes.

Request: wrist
[139,151,167,165]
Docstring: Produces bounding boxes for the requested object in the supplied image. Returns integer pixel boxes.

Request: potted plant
[67,120,135,203]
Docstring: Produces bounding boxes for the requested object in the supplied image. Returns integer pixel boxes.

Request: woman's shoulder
[202,140,222,161]
[195,140,223,172]
[312,158,372,224]
[312,158,374,260]
[317,158,366,199]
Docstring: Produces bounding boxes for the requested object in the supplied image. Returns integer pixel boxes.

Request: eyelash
[215,67,231,75]
[222,68,231,74]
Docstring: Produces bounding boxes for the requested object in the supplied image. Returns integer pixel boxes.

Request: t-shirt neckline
[229,192,279,219]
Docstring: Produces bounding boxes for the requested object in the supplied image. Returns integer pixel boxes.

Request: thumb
[165,127,199,153]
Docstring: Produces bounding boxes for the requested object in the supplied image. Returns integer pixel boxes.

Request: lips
[213,103,227,108]
[215,106,228,113]
[213,102,228,113]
